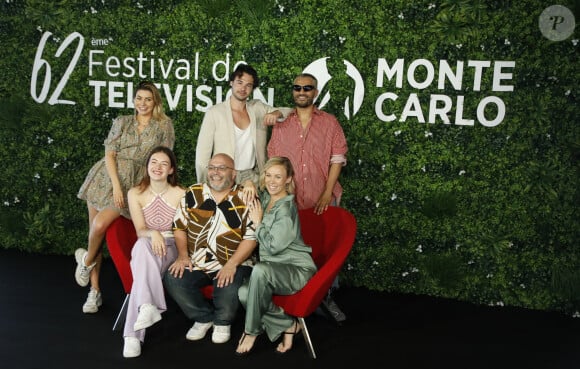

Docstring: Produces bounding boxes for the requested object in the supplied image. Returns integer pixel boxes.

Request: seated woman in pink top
[122,146,185,358]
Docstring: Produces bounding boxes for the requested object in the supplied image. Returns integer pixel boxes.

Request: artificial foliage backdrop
[0,0,578,314]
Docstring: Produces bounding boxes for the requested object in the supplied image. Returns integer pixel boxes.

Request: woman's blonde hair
[134,81,170,122]
[259,156,296,194]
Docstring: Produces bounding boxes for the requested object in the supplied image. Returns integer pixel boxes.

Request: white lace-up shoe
[75,248,95,287]
[82,287,102,313]
[133,303,162,331]
[123,337,141,358]
[211,325,231,344]
[185,321,213,341]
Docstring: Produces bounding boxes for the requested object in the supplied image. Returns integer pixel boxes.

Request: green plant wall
[1,0,578,314]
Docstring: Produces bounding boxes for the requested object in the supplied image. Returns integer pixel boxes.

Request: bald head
[206,153,236,192]
[211,153,235,168]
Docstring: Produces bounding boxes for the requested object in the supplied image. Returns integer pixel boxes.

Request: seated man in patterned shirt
[163,153,256,344]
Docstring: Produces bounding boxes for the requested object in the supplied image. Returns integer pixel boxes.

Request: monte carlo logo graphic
[303,57,365,120]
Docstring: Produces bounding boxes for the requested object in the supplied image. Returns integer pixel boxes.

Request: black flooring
[1,249,579,369]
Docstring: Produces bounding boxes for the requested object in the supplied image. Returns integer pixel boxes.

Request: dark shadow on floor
[0,249,578,369]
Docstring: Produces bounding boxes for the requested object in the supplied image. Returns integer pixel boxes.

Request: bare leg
[84,205,120,292]
[90,253,103,291]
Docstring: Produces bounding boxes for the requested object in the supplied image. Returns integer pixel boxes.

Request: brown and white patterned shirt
[173,183,255,273]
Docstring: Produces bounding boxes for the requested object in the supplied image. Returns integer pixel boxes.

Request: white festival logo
[303,57,364,120]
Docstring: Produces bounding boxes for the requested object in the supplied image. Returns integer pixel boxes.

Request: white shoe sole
[82,305,100,313]
[123,337,141,358]
[211,335,230,344]
[74,248,91,287]
[133,306,162,331]
[186,323,213,341]
[82,297,102,313]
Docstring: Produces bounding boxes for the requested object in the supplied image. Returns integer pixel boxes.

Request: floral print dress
[77,114,175,219]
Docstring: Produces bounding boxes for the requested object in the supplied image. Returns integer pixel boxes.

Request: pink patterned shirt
[142,193,176,232]
[268,107,348,210]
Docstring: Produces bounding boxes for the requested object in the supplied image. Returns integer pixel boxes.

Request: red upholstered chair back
[105,206,357,343]
[272,206,357,318]
[106,216,137,293]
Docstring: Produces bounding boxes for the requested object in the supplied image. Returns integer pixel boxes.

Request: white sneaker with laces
[123,337,141,358]
[185,321,213,341]
[82,287,102,313]
[133,303,162,331]
[75,248,95,287]
[212,325,231,344]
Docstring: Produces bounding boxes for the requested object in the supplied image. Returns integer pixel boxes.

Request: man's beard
[208,175,233,192]
[294,96,313,108]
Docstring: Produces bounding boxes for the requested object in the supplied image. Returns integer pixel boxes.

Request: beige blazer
[195,97,287,184]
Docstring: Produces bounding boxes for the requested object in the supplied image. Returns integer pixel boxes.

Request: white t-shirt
[234,124,255,171]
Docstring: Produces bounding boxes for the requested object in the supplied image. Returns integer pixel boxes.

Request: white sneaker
[75,248,95,287]
[212,325,231,344]
[82,287,102,313]
[123,337,141,358]
[133,303,162,331]
[185,321,213,341]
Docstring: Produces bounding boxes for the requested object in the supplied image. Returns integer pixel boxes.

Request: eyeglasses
[207,165,233,172]
[292,84,315,92]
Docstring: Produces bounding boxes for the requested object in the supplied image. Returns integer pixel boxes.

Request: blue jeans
[163,266,252,326]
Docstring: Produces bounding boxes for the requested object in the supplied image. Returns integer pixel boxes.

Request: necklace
[150,185,169,197]
[136,116,151,133]
[137,114,151,124]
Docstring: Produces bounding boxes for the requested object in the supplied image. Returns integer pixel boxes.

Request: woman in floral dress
[74,81,175,314]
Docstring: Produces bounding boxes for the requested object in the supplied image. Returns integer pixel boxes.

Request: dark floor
[0,248,579,369]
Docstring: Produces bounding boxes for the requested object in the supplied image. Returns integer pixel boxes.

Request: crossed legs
[84,205,120,291]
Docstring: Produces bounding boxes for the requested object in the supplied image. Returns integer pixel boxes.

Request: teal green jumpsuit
[238,193,317,341]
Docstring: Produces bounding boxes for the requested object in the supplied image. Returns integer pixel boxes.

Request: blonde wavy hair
[259,156,296,194]
[134,81,170,122]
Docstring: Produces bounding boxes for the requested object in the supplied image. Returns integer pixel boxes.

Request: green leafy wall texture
[1,0,578,313]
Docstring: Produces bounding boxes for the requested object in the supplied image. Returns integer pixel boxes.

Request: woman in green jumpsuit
[235,156,317,355]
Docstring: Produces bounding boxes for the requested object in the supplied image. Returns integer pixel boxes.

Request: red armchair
[105,205,357,358]
[273,206,357,359]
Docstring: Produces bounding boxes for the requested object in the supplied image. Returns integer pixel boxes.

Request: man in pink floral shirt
[267,73,348,215]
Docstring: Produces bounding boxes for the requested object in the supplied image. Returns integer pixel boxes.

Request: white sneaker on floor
[133,303,162,331]
[212,325,231,344]
[186,321,213,341]
[82,287,102,313]
[74,248,95,287]
[123,337,141,358]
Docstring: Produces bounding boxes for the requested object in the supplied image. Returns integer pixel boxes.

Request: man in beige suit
[195,64,289,201]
